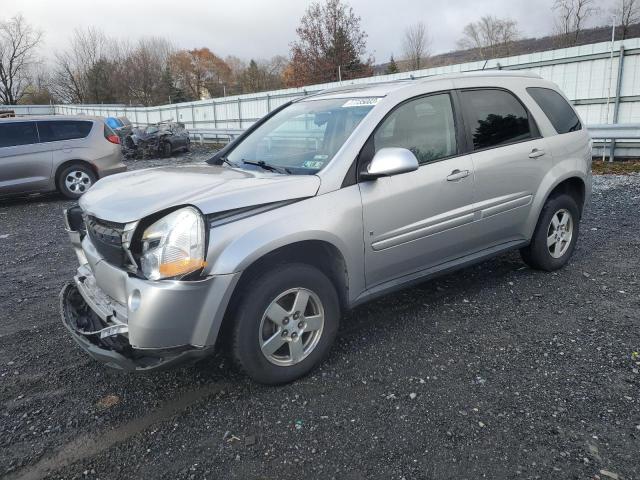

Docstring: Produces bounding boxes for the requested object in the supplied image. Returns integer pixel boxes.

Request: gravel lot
[1,152,639,480]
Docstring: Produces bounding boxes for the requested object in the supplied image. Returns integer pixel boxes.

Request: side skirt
[350,240,528,308]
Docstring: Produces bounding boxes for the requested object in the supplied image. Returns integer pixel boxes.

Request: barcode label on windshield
[342,98,380,108]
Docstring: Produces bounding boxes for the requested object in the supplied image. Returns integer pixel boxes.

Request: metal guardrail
[189,128,245,144]
[587,123,640,140]
[587,124,640,161]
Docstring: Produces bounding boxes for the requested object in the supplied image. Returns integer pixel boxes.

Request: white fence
[6,37,640,135]
[47,37,640,131]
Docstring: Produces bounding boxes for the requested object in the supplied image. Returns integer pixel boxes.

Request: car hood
[79,164,321,223]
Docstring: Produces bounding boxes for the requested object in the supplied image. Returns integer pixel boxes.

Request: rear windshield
[38,121,93,142]
[0,122,38,148]
[526,87,581,134]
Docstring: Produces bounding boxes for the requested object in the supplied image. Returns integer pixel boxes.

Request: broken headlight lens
[140,206,206,280]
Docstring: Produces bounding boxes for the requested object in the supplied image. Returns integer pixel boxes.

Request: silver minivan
[0,116,126,199]
[60,72,591,384]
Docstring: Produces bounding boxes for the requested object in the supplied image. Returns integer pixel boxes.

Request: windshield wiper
[242,159,291,175]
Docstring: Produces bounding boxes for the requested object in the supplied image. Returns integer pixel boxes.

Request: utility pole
[603,16,616,162]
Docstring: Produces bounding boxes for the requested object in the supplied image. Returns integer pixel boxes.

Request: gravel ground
[0,153,639,480]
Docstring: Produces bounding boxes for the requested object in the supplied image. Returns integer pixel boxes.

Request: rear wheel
[520,193,580,271]
[161,141,172,158]
[57,163,96,199]
[230,263,340,385]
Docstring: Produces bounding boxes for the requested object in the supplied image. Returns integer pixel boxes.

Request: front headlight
[140,206,206,280]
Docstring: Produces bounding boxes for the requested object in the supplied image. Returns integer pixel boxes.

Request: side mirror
[361,148,419,180]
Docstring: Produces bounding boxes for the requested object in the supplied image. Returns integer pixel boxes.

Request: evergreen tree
[385,55,399,74]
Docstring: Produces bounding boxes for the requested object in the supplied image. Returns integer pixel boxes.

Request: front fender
[204,186,366,303]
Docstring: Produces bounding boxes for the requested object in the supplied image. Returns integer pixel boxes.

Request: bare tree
[288,0,372,86]
[0,15,42,105]
[458,16,519,60]
[402,22,430,70]
[51,27,110,103]
[611,0,640,39]
[553,0,599,47]
[124,37,174,105]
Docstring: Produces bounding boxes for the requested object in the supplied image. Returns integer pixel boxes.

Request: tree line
[0,0,637,106]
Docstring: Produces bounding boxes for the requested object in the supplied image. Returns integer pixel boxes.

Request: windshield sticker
[313,154,329,160]
[303,160,326,169]
[342,98,380,108]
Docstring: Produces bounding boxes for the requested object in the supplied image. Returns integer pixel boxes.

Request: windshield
[226,97,378,174]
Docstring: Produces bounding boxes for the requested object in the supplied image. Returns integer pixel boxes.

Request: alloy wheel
[547,208,573,258]
[65,170,92,194]
[258,288,325,366]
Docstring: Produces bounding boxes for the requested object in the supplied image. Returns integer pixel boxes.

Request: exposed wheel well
[237,241,348,309]
[547,177,585,216]
[55,160,98,186]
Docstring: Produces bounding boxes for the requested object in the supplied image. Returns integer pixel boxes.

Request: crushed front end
[59,205,239,371]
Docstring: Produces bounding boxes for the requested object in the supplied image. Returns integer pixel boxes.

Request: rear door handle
[529,148,545,159]
[446,169,470,181]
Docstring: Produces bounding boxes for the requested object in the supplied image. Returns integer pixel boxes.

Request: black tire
[57,163,97,199]
[162,141,172,158]
[520,193,580,271]
[230,263,340,385]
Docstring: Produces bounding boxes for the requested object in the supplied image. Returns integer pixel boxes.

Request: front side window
[38,121,93,142]
[373,93,458,164]
[527,87,581,134]
[226,98,376,174]
[461,89,532,150]
[0,122,38,148]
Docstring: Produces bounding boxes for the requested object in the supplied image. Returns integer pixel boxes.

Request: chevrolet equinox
[60,72,591,384]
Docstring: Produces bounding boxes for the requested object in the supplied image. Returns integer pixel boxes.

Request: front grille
[85,216,128,268]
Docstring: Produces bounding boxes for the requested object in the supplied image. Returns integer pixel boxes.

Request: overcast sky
[3,0,610,63]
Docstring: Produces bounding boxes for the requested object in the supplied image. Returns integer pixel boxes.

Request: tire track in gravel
[5,383,231,480]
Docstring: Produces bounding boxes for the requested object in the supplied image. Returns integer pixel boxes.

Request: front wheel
[230,263,340,385]
[520,193,580,271]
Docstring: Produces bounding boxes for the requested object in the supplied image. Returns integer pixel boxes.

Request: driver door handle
[529,148,546,159]
[446,169,470,181]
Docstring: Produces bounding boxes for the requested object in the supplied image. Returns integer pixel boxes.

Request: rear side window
[527,87,581,134]
[38,121,93,142]
[374,93,458,164]
[461,89,532,150]
[0,122,38,148]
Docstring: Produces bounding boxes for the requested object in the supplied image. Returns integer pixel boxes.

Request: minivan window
[38,121,93,143]
[374,93,457,164]
[0,122,38,148]
[461,89,532,150]
[527,87,581,134]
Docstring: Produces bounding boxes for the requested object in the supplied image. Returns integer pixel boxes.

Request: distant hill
[375,23,640,74]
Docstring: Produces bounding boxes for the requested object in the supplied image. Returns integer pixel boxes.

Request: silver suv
[0,116,126,199]
[60,72,591,384]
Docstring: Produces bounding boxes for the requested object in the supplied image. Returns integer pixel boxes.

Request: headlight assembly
[140,206,206,280]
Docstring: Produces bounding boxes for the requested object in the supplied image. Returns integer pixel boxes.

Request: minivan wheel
[520,193,580,271]
[230,263,340,385]
[57,164,97,199]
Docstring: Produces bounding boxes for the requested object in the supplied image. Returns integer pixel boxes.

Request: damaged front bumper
[60,208,240,372]
[60,282,213,371]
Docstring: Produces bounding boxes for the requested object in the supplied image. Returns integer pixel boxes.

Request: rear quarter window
[526,87,581,134]
[460,89,533,151]
[0,122,38,148]
[37,121,93,142]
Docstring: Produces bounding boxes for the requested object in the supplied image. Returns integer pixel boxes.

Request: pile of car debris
[106,117,191,159]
